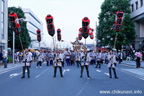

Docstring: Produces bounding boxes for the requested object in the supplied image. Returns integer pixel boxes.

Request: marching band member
[64,49,71,66]
[45,51,50,66]
[75,50,81,68]
[53,51,64,78]
[80,47,91,78]
[21,48,31,78]
[36,51,43,68]
[28,49,33,68]
[108,50,118,79]
[95,50,102,68]
[49,51,54,66]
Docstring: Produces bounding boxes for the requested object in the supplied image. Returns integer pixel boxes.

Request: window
[131,4,134,12]
[1,0,4,39]
[140,0,143,7]
[136,1,138,10]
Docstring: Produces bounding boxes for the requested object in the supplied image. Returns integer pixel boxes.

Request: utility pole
[13,31,15,66]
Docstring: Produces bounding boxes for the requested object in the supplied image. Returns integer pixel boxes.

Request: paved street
[0,62,144,96]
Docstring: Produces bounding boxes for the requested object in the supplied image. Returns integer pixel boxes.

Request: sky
[8,0,104,48]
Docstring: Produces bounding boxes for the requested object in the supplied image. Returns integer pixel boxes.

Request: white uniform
[75,51,81,61]
[54,53,62,67]
[38,54,43,62]
[80,52,91,66]
[64,51,71,59]
[28,52,33,61]
[97,52,102,61]
[23,52,31,66]
[107,54,117,68]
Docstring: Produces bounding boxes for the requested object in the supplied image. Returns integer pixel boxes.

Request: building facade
[0,0,8,52]
[130,0,144,50]
[22,8,43,49]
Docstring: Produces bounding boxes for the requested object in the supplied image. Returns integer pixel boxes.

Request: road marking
[35,68,50,78]
[63,69,70,75]
[104,72,109,76]
[120,64,136,68]
[9,72,22,78]
[76,80,89,96]
[9,70,27,78]
[96,70,101,72]
[117,68,144,81]
[0,66,22,75]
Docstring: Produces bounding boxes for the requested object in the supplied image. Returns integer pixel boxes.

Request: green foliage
[8,7,31,50]
[7,55,13,63]
[97,0,135,49]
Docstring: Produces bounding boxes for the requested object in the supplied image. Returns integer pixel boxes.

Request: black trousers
[37,61,42,66]
[81,65,90,77]
[22,66,30,77]
[47,61,49,66]
[54,66,63,77]
[136,58,141,68]
[62,61,64,67]
[109,67,117,78]
[96,61,101,68]
[76,61,81,67]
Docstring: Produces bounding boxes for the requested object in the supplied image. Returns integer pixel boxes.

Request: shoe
[115,77,118,79]
[61,76,64,77]
[53,76,56,78]
[88,76,90,79]
[80,76,82,78]
[21,76,25,79]
[28,76,30,78]
[40,67,42,68]
[36,66,38,68]
[109,77,112,78]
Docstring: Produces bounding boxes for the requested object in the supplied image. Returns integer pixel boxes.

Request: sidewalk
[122,60,144,68]
[0,63,22,74]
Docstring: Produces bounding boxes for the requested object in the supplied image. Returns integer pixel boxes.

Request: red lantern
[78,28,82,40]
[114,11,124,32]
[57,29,61,41]
[82,17,90,39]
[45,14,55,36]
[37,29,41,42]
[9,12,21,34]
[89,28,94,39]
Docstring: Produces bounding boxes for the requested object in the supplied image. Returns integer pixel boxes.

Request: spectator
[0,51,3,65]
[135,50,142,68]
[3,50,8,68]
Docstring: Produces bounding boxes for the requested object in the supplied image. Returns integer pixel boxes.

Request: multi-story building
[130,0,144,50]
[22,8,43,49]
[0,0,8,52]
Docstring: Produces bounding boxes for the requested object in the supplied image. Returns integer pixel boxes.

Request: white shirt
[23,52,31,66]
[80,52,91,66]
[107,54,116,68]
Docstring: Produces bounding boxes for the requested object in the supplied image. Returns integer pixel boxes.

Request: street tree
[8,7,31,50]
[97,0,135,49]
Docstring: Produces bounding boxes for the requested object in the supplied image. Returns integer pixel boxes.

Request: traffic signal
[82,17,90,39]
[78,28,82,40]
[37,29,41,42]
[114,11,124,32]
[45,14,55,36]
[57,29,61,41]
[9,12,21,34]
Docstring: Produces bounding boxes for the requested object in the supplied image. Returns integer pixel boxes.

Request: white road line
[35,68,50,78]
[9,72,22,78]
[76,80,89,96]
[117,68,144,81]
[0,66,22,75]
[96,70,101,72]
[104,72,109,76]
[63,69,70,75]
